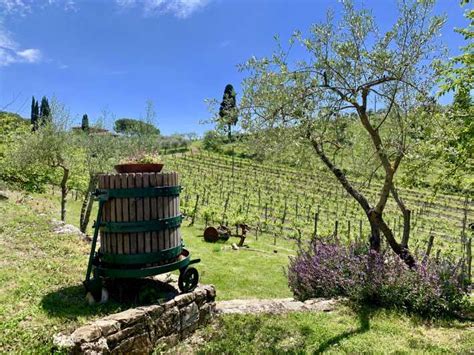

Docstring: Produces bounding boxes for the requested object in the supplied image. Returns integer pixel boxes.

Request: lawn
[0,190,472,353]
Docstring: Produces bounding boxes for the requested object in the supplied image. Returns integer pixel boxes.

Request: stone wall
[53,284,216,354]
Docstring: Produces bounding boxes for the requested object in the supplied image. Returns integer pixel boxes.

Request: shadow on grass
[41,284,123,320]
[41,279,178,319]
[315,306,373,354]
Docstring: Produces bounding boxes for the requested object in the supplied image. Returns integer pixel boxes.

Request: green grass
[0,191,472,353]
[189,307,474,354]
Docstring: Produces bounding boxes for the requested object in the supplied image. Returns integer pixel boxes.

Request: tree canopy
[239,0,445,266]
[114,118,160,136]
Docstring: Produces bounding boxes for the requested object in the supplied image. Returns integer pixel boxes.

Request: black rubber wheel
[178,267,199,293]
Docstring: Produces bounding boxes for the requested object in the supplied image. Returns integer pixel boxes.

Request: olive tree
[11,100,86,221]
[239,0,445,267]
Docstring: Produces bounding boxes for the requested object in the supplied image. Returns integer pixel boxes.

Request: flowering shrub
[288,239,468,318]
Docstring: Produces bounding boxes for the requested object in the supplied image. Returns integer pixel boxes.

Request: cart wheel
[178,267,199,293]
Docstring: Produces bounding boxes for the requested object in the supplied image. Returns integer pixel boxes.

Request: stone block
[202,285,216,301]
[110,332,151,354]
[103,308,146,327]
[137,304,164,320]
[106,323,146,349]
[95,319,120,337]
[174,292,195,307]
[79,337,110,354]
[154,306,180,338]
[180,302,199,330]
[194,287,207,307]
[71,325,102,343]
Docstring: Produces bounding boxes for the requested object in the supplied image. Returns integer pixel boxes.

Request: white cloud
[116,0,210,18]
[0,0,75,15]
[0,26,41,66]
[0,0,31,15]
[17,48,41,62]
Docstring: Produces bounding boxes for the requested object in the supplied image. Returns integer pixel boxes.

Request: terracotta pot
[114,163,164,173]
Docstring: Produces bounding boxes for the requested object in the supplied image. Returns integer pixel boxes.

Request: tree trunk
[368,209,416,268]
[60,167,70,222]
[228,123,232,141]
[369,219,381,252]
[80,174,98,233]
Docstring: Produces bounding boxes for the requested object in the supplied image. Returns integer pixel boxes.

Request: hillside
[164,150,473,258]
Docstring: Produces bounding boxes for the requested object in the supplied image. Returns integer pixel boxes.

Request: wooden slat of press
[128,173,137,254]
[121,173,130,254]
[143,173,152,253]
[114,174,124,254]
[157,173,164,259]
[109,174,116,254]
[176,172,181,248]
[104,174,111,253]
[136,173,144,254]
[171,172,178,248]
[163,173,170,254]
[149,173,158,253]
[98,175,106,253]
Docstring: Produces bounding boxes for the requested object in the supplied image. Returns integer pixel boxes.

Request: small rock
[0,191,8,201]
[231,243,239,250]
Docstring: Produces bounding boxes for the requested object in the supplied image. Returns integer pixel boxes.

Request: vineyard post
[313,212,319,238]
[281,197,288,233]
[258,188,261,209]
[295,196,299,220]
[435,249,441,261]
[334,220,339,242]
[467,238,472,285]
[461,196,468,255]
[222,192,230,224]
[347,220,351,242]
[264,203,268,226]
[232,153,235,178]
[190,194,200,226]
[424,233,435,261]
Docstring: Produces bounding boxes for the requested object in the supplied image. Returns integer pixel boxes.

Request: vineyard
[164,151,473,259]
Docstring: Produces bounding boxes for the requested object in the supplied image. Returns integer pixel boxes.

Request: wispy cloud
[0,0,76,15]
[115,0,211,19]
[0,25,41,66]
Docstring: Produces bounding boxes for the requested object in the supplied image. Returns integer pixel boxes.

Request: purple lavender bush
[287,238,468,318]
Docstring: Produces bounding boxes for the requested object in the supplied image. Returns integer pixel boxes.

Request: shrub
[202,130,225,151]
[287,239,468,318]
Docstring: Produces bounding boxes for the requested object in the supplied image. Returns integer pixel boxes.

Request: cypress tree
[81,114,89,131]
[31,96,38,131]
[219,84,238,140]
[34,101,39,128]
[39,96,51,126]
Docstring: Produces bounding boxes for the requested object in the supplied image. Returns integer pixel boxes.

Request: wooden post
[347,220,351,241]
[461,197,468,255]
[191,194,200,226]
[334,220,339,238]
[313,212,319,238]
[467,238,472,285]
[425,234,435,259]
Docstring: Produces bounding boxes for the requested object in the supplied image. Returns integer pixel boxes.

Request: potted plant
[114,152,164,173]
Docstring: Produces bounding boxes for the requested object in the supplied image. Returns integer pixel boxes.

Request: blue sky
[0,0,469,135]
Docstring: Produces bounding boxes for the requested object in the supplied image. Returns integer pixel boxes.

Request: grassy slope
[0,192,472,353]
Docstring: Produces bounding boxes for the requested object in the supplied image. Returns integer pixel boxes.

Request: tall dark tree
[30,96,38,132]
[81,114,89,131]
[219,84,238,140]
[33,101,40,130]
[39,96,51,126]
